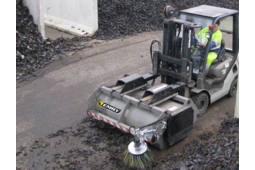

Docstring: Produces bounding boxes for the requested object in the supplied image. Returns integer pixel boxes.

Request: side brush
[123,122,166,169]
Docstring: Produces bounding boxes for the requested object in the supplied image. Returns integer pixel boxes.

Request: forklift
[87,5,239,151]
[159,4,239,116]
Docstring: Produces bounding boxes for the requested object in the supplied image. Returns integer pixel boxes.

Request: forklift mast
[153,19,201,96]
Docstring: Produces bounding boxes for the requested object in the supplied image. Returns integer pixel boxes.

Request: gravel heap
[17,117,239,170]
[92,0,238,40]
[16,0,239,80]
[16,0,91,80]
[156,118,239,170]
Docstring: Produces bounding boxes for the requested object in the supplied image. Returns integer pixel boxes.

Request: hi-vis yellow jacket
[196,27,222,54]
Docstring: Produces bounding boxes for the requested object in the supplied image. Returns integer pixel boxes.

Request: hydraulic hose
[150,40,161,63]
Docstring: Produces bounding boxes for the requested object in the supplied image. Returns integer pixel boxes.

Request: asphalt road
[16,31,163,149]
[16,30,236,154]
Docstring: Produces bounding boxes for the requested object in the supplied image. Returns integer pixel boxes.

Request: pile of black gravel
[16,0,238,79]
[16,0,91,80]
[92,0,239,40]
[155,118,239,170]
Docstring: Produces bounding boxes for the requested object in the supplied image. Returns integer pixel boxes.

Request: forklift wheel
[191,92,209,117]
[228,78,238,97]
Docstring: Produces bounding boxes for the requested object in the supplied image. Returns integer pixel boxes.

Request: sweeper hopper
[88,73,199,150]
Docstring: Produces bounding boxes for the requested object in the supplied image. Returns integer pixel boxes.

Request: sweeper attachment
[87,74,199,168]
[87,5,239,169]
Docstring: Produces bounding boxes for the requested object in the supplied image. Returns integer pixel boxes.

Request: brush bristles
[123,149,154,169]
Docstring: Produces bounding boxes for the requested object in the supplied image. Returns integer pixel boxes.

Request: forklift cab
[179,5,239,88]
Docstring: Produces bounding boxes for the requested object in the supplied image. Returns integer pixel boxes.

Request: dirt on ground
[16,110,238,170]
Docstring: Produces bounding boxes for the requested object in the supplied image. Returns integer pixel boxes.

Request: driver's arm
[210,33,222,50]
[192,37,198,45]
[209,41,217,49]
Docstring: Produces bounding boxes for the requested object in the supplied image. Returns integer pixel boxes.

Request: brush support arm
[134,121,167,144]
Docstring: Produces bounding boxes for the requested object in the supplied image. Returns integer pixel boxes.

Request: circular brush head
[123,141,154,169]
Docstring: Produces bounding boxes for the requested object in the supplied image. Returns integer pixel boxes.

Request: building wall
[23,0,98,37]
[43,0,98,36]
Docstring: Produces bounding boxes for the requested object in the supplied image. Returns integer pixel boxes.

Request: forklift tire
[228,78,237,97]
[191,92,209,117]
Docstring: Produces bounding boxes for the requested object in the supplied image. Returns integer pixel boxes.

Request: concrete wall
[43,0,98,36]
[23,0,45,38]
[23,0,98,37]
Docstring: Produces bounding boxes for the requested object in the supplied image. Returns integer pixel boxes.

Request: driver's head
[213,20,220,31]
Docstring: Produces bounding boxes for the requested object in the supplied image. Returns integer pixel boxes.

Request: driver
[194,20,222,68]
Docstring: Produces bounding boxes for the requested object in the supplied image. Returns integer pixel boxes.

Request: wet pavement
[16,31,163,149]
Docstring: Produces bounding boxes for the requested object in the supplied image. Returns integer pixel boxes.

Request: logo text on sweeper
[97,101,121,113]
